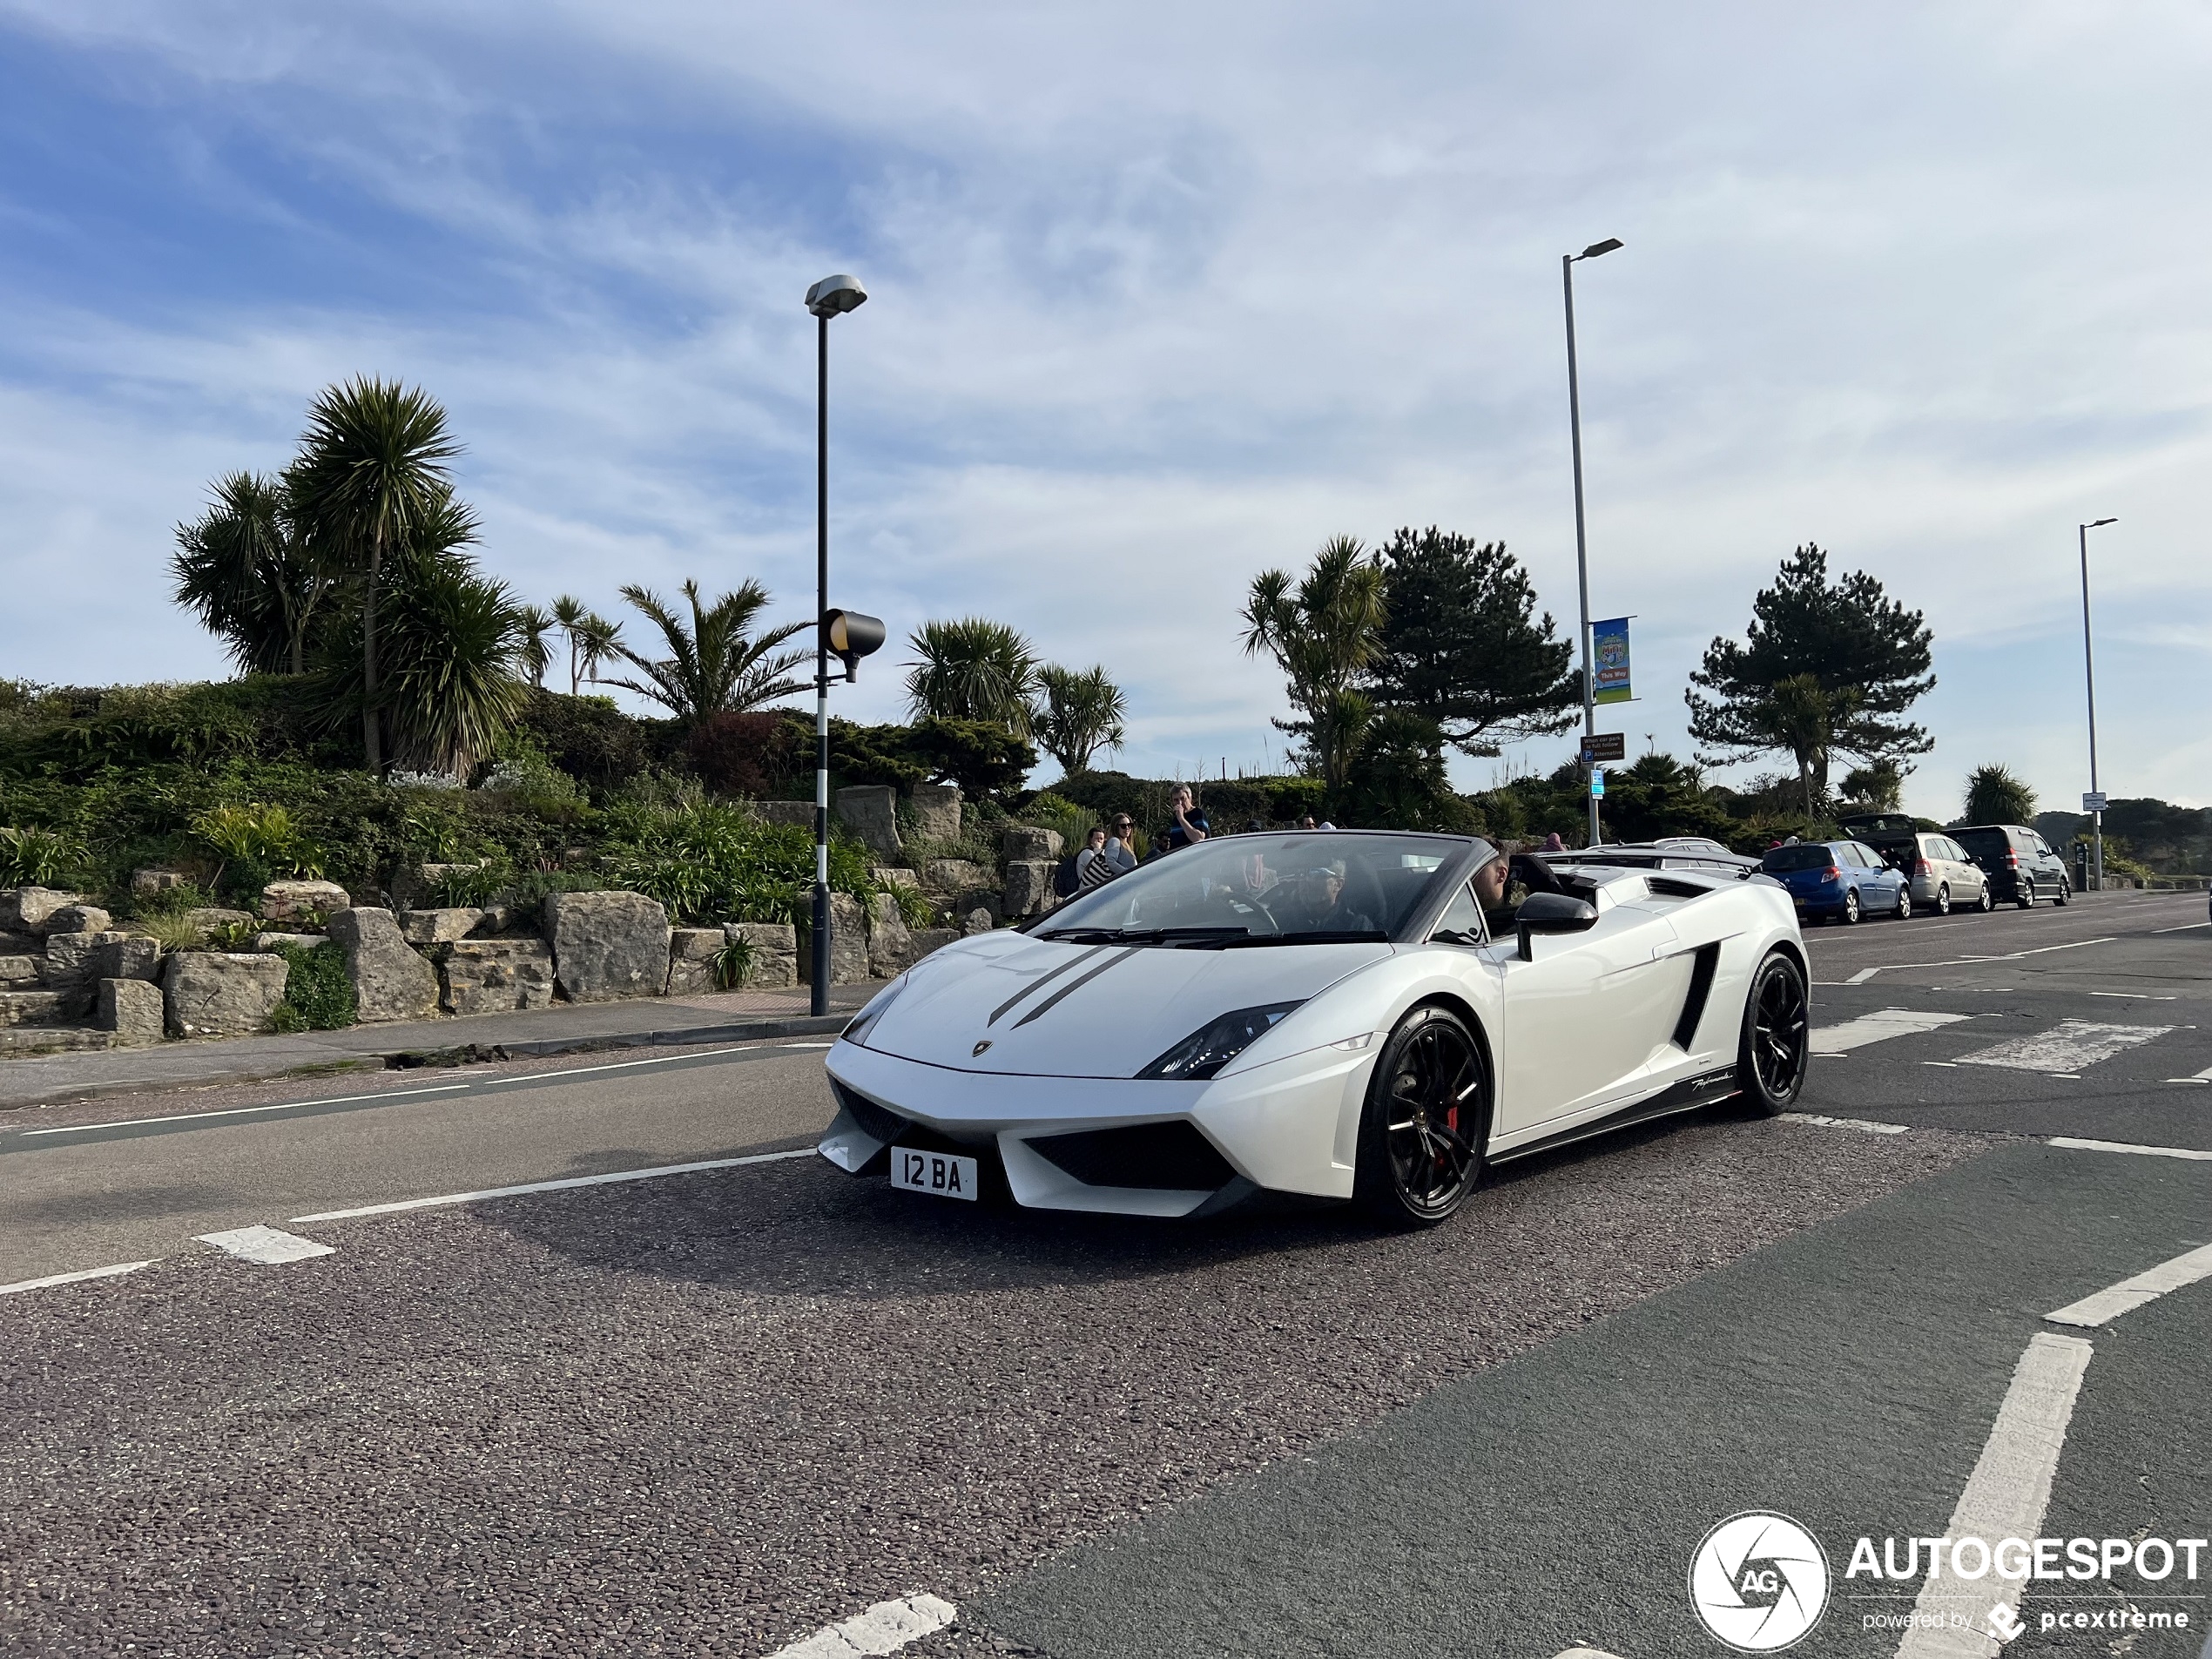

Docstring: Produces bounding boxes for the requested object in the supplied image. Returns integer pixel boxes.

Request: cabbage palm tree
[1241,535,1389,799]
[516,604,556,688]
[171,471,332,675]
[601,579,807,725]
[574,610,622,685]
[905,618,1041,736]
[1031,664,1127,777]
[287,378,462,771]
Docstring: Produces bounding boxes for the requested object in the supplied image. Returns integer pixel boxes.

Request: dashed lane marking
[1846,967,1880,984]
[2047,1136,2212,1163]
[1831,935,2118,984]
[194,1225,336,1264]
[2046,1242,2212,1329]
[0,1259,158,1297]
[20,1082,470,1136]
[2087,990,2178,1000]
[1780,1111,1910,1135]
[1956,1020,2173,1076]
[765,1593,957,1658]
[2153,921,2210,934]
[2168,1063,2212,1084]
[1893,1332,2094,1659]
[1811,1008,1975,1055]
[290,1147,816,1223]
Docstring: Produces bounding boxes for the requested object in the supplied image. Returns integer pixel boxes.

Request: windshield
[1761,846,1837,873]
[1952,827,2011,860]
[1037,833,1471,945]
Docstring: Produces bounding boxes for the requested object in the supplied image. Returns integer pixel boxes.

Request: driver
[1271,860,1377,934]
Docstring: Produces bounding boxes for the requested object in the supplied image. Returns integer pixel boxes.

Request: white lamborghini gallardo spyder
[819,830,1811,1227]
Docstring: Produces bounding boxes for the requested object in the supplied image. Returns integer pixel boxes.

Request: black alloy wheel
[1840,888,1861,926]
[1933,884,1951,916]
[2016,878,2037,910]
[1356,1006,1489,1228]
[1737,950,1811,1116]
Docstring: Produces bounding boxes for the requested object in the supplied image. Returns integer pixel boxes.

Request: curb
[1,1015,853,1111]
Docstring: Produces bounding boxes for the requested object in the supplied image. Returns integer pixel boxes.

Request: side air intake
[1671,942,1722,1050]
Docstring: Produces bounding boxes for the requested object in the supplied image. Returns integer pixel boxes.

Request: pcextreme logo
[1689,1512,1831,1652]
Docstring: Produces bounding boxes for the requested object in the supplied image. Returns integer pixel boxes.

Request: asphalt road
[2,886,2206,1658]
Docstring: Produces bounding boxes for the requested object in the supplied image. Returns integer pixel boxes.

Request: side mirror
[1516,891,1601,961]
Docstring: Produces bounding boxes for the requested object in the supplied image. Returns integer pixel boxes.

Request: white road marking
[765,1593,957,1658]
[1846,967,1880,984]
[1555,1649,1629,1659]
[291,1147,816,1223]
[194,1225,336,1264]
[2047,1136,2212,1163]
[1956,1020,2172,1075]
[1922,1061,1961,1068]
[473,1041,827,1087]
[20,1082,471,1136]
[1894,1332,2093,1659]
[2087,990,2176,1000]
[0,1259,158,1297]
[1780,1111,1910,1134]
[2153,921,2210,934]
[2168,1062,2212,1084]
[1832,935,2116,983]
[1811,1008,1974,1055]
[2046,1242,2212,1329]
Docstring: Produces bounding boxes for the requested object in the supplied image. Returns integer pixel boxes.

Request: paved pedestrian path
[0,981,878,1110]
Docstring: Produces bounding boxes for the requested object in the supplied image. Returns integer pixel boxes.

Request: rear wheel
[1355,1006,1489,1229]
[1976,885,1994,913]
[1737,951,1811,1116]
[2016,878,2036,910]
[1933,884,1951,916]
[1840,889,1861,926]
[2054,879,2070,907]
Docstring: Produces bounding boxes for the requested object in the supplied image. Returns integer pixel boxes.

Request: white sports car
[819,831,1811,1227]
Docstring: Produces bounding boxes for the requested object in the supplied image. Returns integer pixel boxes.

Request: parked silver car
[1902,833,1991,914]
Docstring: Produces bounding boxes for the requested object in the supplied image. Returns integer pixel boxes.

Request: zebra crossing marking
[1955,1020,2174,1076]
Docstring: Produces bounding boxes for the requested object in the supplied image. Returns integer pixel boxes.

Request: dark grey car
[1951,823,2072,907]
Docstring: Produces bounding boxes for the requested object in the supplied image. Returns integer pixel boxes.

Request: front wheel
[1737,950,1811,1116]
[1355,1005,1489,1229]
[1895,886,1913,921]
[1932,885,1951,916]
[2016,879,2036,910]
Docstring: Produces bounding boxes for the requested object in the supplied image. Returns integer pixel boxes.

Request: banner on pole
[1592,617,1632,705]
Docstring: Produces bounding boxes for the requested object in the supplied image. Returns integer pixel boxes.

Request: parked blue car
[1759,840,1912,925]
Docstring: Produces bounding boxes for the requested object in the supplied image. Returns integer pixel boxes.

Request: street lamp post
[1562,237,1622,848]
[2078,516,2116,892]
[806,273,867,1015]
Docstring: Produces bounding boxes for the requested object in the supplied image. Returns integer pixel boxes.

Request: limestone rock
[45,904,113,936]
[871,866,920,891]
[908,782,962,845]
[1001,826,1064,862]
[910,927,960,961]
[1001,860,1057,918]
[254,932,324,954]
[752,799,817,829]
[439,939,556,1015]
[666,927,725,995]
[961,907,996,936]
[260,880,350,921]
[799,892,870,984]
[390,862,484,909]
[953,888,1002,929]
[399,907,486,946]
[0,887,84,934]
[92,934,162,982]
[920,858,993,896]
[132,869,190,899]
[0,954,41,985]
[544,889,672,1002]
[834,785,901,857]
[867,893,915,978]
[43,930,128,1017]
[327,906,441,1023]
[162,951,289,1038]
[723,922,798,988]
[184,907,255,937]
[0,990,67,1028]
[98,978,165,1045]
[0,930,37,955]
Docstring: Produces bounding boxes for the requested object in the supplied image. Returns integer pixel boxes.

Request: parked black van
[1950,823,2072,907]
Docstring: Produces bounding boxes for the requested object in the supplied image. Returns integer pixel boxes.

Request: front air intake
[1024,1121,1238,1191]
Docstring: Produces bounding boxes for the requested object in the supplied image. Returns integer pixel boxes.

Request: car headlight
[840,974,909,1049]
[1137,1001,1304,1082]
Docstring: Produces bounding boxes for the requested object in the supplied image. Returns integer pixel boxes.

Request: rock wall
[545,890,673,1003]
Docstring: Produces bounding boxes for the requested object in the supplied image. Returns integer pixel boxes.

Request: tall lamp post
[1562,237,1622,848]
[2078,515,2116,892]
[806,273,868,1015]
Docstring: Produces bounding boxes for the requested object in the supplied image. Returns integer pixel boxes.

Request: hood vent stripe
[1012,948,1143,1028]
[987,944,1111,1027]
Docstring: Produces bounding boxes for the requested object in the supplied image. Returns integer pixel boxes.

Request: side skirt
[1487,1066,1742,1166]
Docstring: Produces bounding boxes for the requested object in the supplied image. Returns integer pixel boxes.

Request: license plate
[890,1146,980,1202]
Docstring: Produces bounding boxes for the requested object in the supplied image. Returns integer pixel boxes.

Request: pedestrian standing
[1163,785,1210,853]
[1103,813,1140,875]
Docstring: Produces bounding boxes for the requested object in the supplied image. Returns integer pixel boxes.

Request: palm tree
[374,562,531,776]
[1031,664,1127,777]
[516,604,556,689]
[600,579,807,724]
[1964,764,2036,826]
[171,471,332,675]
[1753,673,1861,818]
[574,610,623,686]
[905,618,1041,735]
[1241,536,1388,799]
[287,377,462,772]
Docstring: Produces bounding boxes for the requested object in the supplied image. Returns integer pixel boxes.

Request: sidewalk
[0,982,880,1111]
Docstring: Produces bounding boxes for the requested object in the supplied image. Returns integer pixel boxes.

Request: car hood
[859,932,1393,1079]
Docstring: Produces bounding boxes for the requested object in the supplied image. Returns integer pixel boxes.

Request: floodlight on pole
[1562,236,1622,848]
[2078,516,2116,892]
[807,273,868,1015]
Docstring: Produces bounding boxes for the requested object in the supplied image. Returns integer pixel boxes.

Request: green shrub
[712,933,754,990]
[1019,792,1096,854]
[270,941,357,1032]
[599,801,875,926]
[425,857,513,908]
[0,824,90,887]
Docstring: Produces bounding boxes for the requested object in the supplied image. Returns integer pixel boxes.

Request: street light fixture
[1562,236,1622,847]
[2079,516,2117,892]
[806,273,868,1015]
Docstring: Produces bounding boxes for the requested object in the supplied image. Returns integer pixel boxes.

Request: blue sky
[2,2,2206,819]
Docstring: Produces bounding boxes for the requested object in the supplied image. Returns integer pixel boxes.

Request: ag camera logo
[1689,1511,1831,1651]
